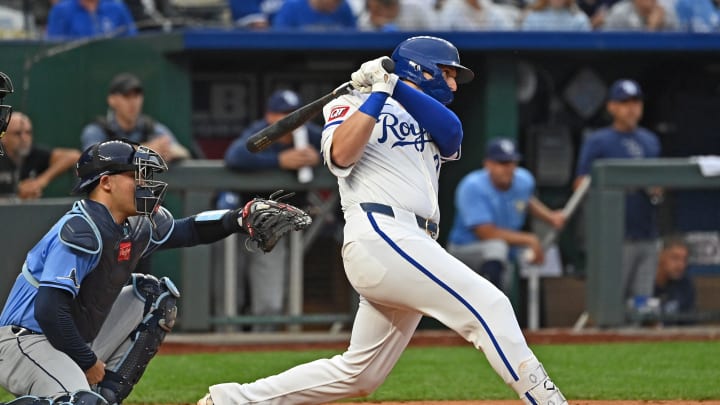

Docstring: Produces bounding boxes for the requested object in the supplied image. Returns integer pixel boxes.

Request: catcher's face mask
[134,146,167,215]
[0,72,15,156]
[133,145,168,216]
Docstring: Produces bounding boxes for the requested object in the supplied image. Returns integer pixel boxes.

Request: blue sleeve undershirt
[391,81,463,157]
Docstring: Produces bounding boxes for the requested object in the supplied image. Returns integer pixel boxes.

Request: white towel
[693,155,720,177]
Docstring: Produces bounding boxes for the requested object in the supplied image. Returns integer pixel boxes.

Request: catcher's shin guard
[4,390,107,405]
[96,274,180,404]
[511,359,567,405]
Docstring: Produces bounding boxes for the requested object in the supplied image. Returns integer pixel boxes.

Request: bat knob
[381,57,395,73]
[522,249,535,263]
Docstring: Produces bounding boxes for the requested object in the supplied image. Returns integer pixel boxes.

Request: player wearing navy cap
[575,78,662,313]
[0,139,310,405]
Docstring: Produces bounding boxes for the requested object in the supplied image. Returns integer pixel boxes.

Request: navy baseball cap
[486,138,522,162]
[267,90,301,113]
[608,79,643,102]
[108,73,143,95]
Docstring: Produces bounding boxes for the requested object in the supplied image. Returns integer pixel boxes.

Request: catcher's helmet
[391,36,474,105]
[0,72,15,156]
[72,140,168,216]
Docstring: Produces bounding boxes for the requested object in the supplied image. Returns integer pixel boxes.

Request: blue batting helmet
[72,140,168,216]
[391,36,474,105]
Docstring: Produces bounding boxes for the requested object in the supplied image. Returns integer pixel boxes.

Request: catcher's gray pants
[0,285,144,397]
[447,239,512,292]
[622,239,659,300]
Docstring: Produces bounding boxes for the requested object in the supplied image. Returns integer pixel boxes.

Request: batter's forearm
[330,98,382,167]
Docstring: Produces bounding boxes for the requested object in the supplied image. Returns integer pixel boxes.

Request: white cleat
[513,360,568,405]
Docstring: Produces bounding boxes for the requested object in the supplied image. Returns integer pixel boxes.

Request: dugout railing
[157,159,348,331]
[587,158,720,327]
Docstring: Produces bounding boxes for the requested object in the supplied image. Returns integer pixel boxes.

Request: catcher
[0,139,310,405]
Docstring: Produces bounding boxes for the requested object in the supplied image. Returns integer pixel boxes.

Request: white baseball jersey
[204,89,567,405]
[321,89,456,224]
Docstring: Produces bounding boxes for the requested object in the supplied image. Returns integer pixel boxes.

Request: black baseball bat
[246,58,395,153]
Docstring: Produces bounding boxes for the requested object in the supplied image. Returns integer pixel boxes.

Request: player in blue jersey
[447,138,565,290]
[0,139,310,405]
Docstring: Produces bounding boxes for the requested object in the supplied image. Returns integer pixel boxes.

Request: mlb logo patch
[328,106,349,121]
[118,241,132,262]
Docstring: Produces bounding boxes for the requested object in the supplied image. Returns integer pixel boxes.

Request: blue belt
[360,203,438,238]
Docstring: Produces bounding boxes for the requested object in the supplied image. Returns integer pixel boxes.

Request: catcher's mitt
[241,190,312,252]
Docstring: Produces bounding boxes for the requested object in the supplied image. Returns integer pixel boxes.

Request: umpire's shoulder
[59,215,102,254]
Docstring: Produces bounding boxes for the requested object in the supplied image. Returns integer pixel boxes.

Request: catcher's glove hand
[241,190,312,253]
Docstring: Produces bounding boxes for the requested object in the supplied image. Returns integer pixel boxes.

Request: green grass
[1,341,718,403]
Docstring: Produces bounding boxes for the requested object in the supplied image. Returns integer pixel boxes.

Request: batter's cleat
[197,393,213,405]
[513,360,568,405]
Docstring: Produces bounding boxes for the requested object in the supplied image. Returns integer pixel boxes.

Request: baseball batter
[199,36,568,405]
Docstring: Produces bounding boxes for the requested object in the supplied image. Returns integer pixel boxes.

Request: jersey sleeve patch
[328,105,350,122]
[59,215,102,254]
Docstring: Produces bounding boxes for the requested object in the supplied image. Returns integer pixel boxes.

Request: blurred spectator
[675,0,720,32]
[438,0,516,30]
[80,73,190,163]
[123,0,176,30]
[223,89,323,331]
[229,0,285,28]
[521,0,591,31]
[47,0,137,39]
[0,112,80,200]
[575,79,662,307]
[447,138,565,291]
[358,0,434,31]
[576,0,621,29]
[602,0,678,31]
[0,4,36,39]
[654,236,696,325]
[272,0,356,30]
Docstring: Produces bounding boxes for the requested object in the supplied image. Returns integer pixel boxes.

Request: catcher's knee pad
[511,359,567,405]
[97,274,180,405]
